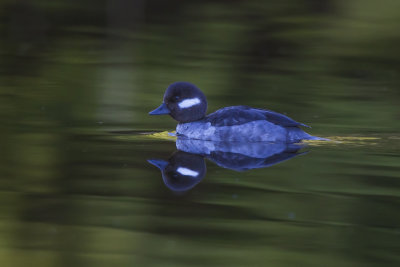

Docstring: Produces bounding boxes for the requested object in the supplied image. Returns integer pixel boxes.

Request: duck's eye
[173,95,180,101]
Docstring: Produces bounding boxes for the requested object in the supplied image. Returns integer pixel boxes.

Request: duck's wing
[206,106,310,128]
[256,107,310,128]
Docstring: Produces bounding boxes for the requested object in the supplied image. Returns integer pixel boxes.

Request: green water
[1,1,400,266]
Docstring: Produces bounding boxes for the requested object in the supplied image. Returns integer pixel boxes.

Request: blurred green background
[0,0,399,266]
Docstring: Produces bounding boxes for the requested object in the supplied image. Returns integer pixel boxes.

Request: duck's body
[150,82,324,143]
[177,106,317,142]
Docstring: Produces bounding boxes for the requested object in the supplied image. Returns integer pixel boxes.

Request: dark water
[1,1,400,266]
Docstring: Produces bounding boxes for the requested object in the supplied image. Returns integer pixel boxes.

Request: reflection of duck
[149,82,326,142]
[148,138,306,192]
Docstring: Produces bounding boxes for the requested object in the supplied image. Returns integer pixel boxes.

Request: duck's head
[149,82,207,123]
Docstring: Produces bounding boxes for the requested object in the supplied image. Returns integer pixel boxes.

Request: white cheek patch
[178,98,201,109]
[176,167,199,177]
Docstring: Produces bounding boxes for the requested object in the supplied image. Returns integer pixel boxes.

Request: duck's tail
[288,128,330,142]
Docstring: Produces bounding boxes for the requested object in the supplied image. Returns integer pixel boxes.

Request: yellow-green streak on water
[121,132,383,147]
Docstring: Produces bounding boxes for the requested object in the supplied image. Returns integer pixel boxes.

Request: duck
[149,81,324,143]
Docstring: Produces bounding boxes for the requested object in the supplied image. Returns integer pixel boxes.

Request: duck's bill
[147,159,168,170]
[149,103,170,115]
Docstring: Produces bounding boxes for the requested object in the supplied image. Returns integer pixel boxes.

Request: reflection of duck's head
[148,82,207,123]
[148,151,206,193]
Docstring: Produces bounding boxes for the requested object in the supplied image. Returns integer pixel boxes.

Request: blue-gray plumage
[150,81,326,143]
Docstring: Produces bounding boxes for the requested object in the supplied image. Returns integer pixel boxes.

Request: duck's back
[176,106,316,142]
[204,106,309,128]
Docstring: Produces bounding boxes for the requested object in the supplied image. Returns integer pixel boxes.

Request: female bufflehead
[149,82,324,143]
